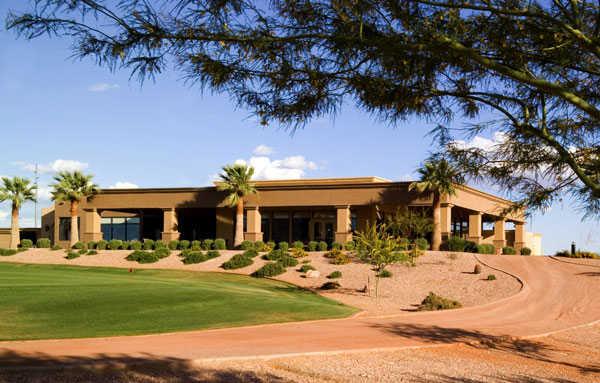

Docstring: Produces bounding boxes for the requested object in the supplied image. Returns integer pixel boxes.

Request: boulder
[306,270,320,278]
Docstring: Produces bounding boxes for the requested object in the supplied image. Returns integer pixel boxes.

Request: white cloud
[108,181,139,189]
[398,173,414,182]
[36,185,53,201]
[252,145,274,156]
[224,148,320,181]
[88,83,120,92]
[0,210,8,221]
[450,131,508,152]
[14,159,89,174]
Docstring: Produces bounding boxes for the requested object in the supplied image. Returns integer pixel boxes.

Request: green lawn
[0,263,356,341]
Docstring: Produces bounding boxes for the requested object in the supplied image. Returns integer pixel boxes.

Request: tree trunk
[70,200,79,248]
[432,193,442,251]
[234,199,244,248]
[9,203,19,249]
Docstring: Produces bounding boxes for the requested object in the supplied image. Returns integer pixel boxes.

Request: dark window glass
[292,212,310,243]
[101,216,140,241]
[261,216,270,242]
[59,218,70,241]
[271,212,289,243]
[101,217,112,240]
[126,217,140,241]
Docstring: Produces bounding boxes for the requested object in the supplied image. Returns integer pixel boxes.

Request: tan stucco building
[40,177,542,254]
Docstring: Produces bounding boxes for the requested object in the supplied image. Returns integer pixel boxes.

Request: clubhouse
[40,177,542,255]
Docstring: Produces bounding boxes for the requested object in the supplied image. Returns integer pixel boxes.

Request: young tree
[217,164,257,248]
[385,207,433,240]
[0,177,36,249]
[7,1,599,213]
[50,171,99,248]
[409,158,464,251]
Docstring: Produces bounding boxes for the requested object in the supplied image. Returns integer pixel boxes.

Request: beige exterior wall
[0,230,10,248]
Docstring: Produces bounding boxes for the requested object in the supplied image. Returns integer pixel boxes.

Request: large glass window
[261,216,271,242]
[59,217,79,241]
[271,212,289,243]
[292,212,310,243]
[101,217,140,241]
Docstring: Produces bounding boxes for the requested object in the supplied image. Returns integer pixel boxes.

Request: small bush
[266,241,276,251]
[474,264,482,274]
[414,238,429,250]
[502,246,516,255]
[320,281,341,290]
[87,241,97,250]
[323,248,340,259]
[72,241,85,250]
[278,241,289,252]
[418,292,462,311]
[179,249,192,258]
[96,240,108,250]
[36,238,51,248]
[331,252,350,265]
[520,247,532,256]
[292,240,304,249]
[344,241,355,251]
[121,241,130,250]
[179,240,190,250]
[327,270,342,279]
[108,239,123,250]
[20,239,33,249]
[207,250,220,259]
[191,240,201,250]
[290,247,306,258]
[240,240,254,250]
[486,274,497,281]
[51,245,62,251]
[331,242,342,250]
[397,238,410,251]
[254,240,266,252]
[202,239,214,250]
[143,239,154,250]
[446,236,466,252]
[278,255,299,268]
[154,247,171,259]
[308,241,318,251]
[318,241,328,251]
[221,253,253,269]
[87,250,98,255]
[168,240,179,250]
[252,262,286,278]
[476,244,496,254]
[181,251,207,264]
[464,241,478,253]
[154,240,167,249]
[378,269,392,278]
[126,250,159,264]
[77,248,87,255]
[0,248,18,256]
[65,251,80,260]
[129,240,142,250]
[298,264,315,273]
[554,250,571,257]
[243,249,259,258]
[263,249,285,261]
[214,238,226,250]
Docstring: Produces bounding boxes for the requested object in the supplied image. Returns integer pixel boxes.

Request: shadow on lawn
[371,323,600,376]
[0,351,291,383]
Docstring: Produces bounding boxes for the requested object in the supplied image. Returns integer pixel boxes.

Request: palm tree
[50,171,99,247]
[0,177,36,249]
[217,164,257,248]
[409,158,463,251]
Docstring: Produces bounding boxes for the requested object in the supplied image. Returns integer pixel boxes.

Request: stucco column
[493,218,506,254]
[335,205,353,244]
[161,208,180,242]
[468,212,483,244]
[440,203,453,241]
[82,208,103,242]
[514,222,526,254]
[244,206,263,242]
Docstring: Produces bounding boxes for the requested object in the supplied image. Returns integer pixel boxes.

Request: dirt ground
[0,249,521,315]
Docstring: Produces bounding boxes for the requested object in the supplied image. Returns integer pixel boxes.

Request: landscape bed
[0,263,356,341]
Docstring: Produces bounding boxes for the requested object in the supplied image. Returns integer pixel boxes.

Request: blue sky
[0,1,598,254]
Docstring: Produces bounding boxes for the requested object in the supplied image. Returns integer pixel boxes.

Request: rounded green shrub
[308,241,318,251]
[520,247,532,255]
[318,241,328,251]
[178,240,190,250]
[463,240,478,253]
[87,250,98,255]
[476,244,495,254]
[278,241,289,252]
[378,269,392,278]
[109,239,123,250]
[327,270,342,279]
[344,241,355,251]
[154,247,171,259]
[129,240,142,250]
[154,240,167,249]
[251,262,285,278]
[446,236,466,252]
[168,240,179,250]
[243,249,259,258]
[486,274,497,281]
[36,238,51,248]
[502,246,516,255]
[206,250,221,259]
[191,240,201,250]
[254,240,266,252]
[126,250,159,264]
[20,239,33,249]
[214,238,226,250]
[262,249,285,261]
[298,264,315,273]
[418,292,462,311]
[292,241,304,249]
[331,242,342,250]
[278,255,298,268]
[240,240,254,250]
[0,248,18,256]
[51,245,62,251]
[72,241,85,250]
[96,240,108,250]
[142,239,154,250]
[221,253,253,269]
[266,241,276,251]
[121,241,130,250]
[77,248,87,255]
[65,251,80,260]
[202,239,214,250]
[414,238,429,251]
[87,241,97,250]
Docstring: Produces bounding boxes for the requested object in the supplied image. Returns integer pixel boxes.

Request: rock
[306,270,320,278]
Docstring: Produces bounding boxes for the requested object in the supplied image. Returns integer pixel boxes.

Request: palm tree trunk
[70,200,79,248]
[9,203,19,249]
[234,199,245,248]
[432,193,442,251]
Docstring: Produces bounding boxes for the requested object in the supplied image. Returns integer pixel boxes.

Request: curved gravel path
[0,254,598,361]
